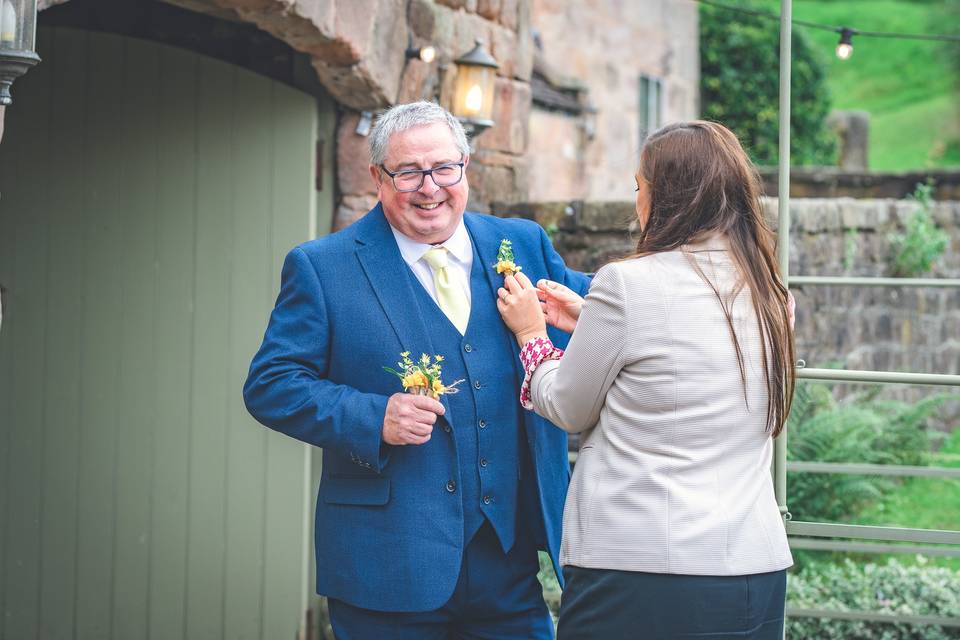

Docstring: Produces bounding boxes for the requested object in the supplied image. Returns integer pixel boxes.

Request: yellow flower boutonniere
[494,238,522,277]
[384,351,464,399]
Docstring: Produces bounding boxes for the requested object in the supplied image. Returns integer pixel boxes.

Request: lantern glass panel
[0,0,36,51]
[453,65,495,124]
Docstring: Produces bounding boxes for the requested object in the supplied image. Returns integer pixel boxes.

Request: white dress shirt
[391,220,473,307]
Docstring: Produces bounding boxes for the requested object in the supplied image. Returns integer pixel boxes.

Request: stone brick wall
[760,167,960,201]
[528,0,699,202]
[495,198,960,385]
[332,0,536,229]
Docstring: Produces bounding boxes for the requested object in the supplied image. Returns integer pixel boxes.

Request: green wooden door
[0,27,330,640]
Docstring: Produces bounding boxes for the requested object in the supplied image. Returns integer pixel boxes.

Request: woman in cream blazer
[498,121,795,639]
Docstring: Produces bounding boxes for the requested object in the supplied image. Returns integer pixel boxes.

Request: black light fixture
[836,27,855,60]
[451,39,498,139]
[0,0,40,105]
[406,41,436,64]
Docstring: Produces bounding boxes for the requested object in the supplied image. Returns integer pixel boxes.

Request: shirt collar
[390,218,473,266]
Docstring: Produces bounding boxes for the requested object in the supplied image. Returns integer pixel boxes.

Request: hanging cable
[695,0,960,45]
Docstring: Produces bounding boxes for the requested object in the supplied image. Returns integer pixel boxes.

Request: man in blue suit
[243,101,589,639]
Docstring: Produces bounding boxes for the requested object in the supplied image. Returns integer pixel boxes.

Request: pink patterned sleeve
[519,336,564,410]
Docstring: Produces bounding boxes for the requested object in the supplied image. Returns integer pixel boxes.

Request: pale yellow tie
[422,247,470,334]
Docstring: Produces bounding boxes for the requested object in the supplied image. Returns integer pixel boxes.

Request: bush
[700,2,837,166]
[889,181,949,277]
[787,558,960,639]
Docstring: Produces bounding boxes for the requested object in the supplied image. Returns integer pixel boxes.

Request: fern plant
[786,382,949,525]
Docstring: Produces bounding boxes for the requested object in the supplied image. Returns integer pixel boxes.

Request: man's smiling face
[370,122,470,244]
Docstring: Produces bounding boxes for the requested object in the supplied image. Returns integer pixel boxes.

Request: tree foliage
[699,3,837,166]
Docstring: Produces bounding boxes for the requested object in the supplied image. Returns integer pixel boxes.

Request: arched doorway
[0,21,333,639]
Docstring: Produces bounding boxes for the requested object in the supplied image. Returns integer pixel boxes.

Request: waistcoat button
[446,480,456,493]
[474,380,481,390]
[482,495,492,505]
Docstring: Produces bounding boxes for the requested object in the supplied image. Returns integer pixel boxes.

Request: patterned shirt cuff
[519,336,564,410]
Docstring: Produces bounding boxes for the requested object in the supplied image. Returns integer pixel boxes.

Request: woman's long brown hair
[631,121,795,437]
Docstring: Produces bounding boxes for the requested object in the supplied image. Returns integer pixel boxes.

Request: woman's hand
[497,272,548,346]
[537,279,583,333]
[787,291,796,330]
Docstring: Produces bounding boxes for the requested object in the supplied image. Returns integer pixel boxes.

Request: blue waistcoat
[407,244,524,552]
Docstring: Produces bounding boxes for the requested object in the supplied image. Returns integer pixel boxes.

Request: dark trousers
[328,522,554,640]
[558,566,787,640]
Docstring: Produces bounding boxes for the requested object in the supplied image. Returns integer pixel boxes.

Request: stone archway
[39,0,409,109]
[36,0,537,238]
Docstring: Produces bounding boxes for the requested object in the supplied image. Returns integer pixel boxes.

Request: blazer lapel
[464,215,528,391]
[354,205,453,416]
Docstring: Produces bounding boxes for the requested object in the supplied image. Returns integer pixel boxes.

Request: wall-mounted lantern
[451,39,498,139]
[0,0,40,105]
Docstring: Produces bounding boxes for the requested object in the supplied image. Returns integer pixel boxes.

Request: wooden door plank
[36,27,88,640]
[1,24,54,640]
[73,29,125,640]
[183,53,233,640]
[110,35,160,640]
[223,66,273,640]
[146,43,198,640]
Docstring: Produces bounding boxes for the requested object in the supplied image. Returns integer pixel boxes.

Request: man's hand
[382,393,445,445]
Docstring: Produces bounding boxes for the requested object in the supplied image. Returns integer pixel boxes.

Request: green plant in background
[786,382,947,526]
[843,227,859,272]
[538,551,561,622]
[699,2,837,166]
[787,558,960,640]
[889,180,949,277]
[543,222,560,242]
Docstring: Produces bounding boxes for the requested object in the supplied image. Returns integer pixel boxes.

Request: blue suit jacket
[243,205,590,612]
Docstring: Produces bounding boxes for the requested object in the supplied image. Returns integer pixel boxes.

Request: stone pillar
[0,105,5,145]
[827,110,870,171]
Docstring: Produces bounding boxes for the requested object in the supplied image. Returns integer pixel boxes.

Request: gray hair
[369,101,470,166]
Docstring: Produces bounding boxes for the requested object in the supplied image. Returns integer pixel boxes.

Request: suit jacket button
[482,495,492,505]
[479,458,488,467]
[442,423,451,433]
[473,380,481,390]
[446,480,457,492]
[479,419,487,429]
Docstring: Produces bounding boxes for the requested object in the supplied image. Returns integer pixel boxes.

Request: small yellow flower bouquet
[494,238,522,277]
[384,351,464,399]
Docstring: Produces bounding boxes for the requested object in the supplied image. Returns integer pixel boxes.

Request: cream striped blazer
[530,235,793,575]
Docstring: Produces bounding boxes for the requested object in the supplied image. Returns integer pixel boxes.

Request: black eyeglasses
[380,162,465,193]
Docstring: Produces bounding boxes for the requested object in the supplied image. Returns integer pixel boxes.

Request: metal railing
[772,0,958,629]
[779,321,960,629]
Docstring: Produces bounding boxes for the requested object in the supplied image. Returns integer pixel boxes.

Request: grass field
[739,0,960,170]
[852,428,960,569]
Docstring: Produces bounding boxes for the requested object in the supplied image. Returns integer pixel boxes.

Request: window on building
[639,75,663,143]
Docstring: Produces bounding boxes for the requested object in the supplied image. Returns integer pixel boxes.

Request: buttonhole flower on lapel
[494,238,522,277]
[383,351,465,400]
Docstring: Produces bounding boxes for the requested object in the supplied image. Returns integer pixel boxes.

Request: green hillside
[742,0,960,170]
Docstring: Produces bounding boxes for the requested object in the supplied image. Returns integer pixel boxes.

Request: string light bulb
[836,28,855,60]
